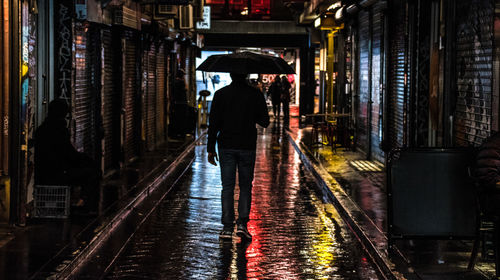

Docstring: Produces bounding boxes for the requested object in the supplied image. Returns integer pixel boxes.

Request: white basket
[33,185,70,218]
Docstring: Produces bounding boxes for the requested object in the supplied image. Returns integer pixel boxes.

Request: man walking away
[267,75,282,119]
[207,73,270,241]
[281,76,291,123]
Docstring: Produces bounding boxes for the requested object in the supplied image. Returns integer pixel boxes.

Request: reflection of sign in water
[75,0,87,20]
[196,6,210,30]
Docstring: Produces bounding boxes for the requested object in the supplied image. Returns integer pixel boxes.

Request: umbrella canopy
[196,52,295,74]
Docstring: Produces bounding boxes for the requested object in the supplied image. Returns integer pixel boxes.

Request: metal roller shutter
[454,0,494,146]
[166,52,174,133]
[185,47,192,106]
[415,1,431,146]
[370,2,385,161]
[123,30,139,162]
[73,23,99,159]
[156,43,166,145]
[388,0,408,149]
[145,43,156,151]
[101,27,120,171]
[356,9,370,153]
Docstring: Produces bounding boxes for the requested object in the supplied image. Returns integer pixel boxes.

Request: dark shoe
[236,224,252,240]
[219,228,233,239]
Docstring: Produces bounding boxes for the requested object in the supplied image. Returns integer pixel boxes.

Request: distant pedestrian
[34,98,101,214]
[171,68,188,138]
[280,76,291,122]
[207,73,270,241]
[267,75,282,119]
[209,73,220,91]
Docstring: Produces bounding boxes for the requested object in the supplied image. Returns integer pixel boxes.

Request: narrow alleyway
[100,121,379,279]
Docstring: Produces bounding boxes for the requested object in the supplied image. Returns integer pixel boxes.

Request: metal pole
[443,0,456,146]
[9,0,21,225]
[327,31,335,114]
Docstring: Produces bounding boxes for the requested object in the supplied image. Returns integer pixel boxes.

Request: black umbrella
[196,52,295,74]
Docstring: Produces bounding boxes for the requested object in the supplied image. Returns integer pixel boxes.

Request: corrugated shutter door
[146,43,156,151]
[123,30,139,162]
[166,53,174,132]
[102,28,120,171]
[357,10,370,153]
[74,23,99,159]
[388,0,407,149]
[156,43,166,145]
[185,47,191,105]
[370,2,385,161]
[454,0,494,146]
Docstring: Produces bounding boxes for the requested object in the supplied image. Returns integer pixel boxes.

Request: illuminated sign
[141,0,189,4]
[196,6,211,30]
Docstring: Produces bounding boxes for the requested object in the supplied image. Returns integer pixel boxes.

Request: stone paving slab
[102,123,380,279]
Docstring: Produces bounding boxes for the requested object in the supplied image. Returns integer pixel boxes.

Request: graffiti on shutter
[455,0,494,146]
[55,0,72,101]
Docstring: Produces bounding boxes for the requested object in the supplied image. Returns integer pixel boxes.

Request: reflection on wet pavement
[104,121,379,279]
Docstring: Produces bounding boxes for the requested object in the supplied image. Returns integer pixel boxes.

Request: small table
[304,113,328,146]
[304,113,350,151]
[324,113,350,152]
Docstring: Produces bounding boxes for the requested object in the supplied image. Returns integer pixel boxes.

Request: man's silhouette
[280,76,291,122]
[267,76,282,119]
[207,73,270,241]
[35,98,100,214]
[171,69,188,138]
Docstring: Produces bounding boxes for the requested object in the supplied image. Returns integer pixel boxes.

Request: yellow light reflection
[310,209,336,272]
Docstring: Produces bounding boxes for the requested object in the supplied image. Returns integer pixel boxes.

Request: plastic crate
[33,185,70,218]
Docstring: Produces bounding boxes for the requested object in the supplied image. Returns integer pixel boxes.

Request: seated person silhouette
[475,131,500,217]
[34,99,101,214]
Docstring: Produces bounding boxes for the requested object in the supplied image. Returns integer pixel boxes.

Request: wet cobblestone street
[104,122,379,279]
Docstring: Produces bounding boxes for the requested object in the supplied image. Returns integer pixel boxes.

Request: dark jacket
[474,132,500,188]
[281,79,291,102]
[34,117,89,185]
[207,80,270,153]
[173,77,188,105]
[268,80,282,105]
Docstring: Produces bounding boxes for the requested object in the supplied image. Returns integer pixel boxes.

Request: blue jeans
[218,148,256,227]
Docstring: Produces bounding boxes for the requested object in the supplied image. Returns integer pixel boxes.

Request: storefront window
[196,51,232,102]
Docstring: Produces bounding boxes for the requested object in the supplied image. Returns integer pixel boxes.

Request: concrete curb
[286,131,404,280]
[55,132,206,279]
